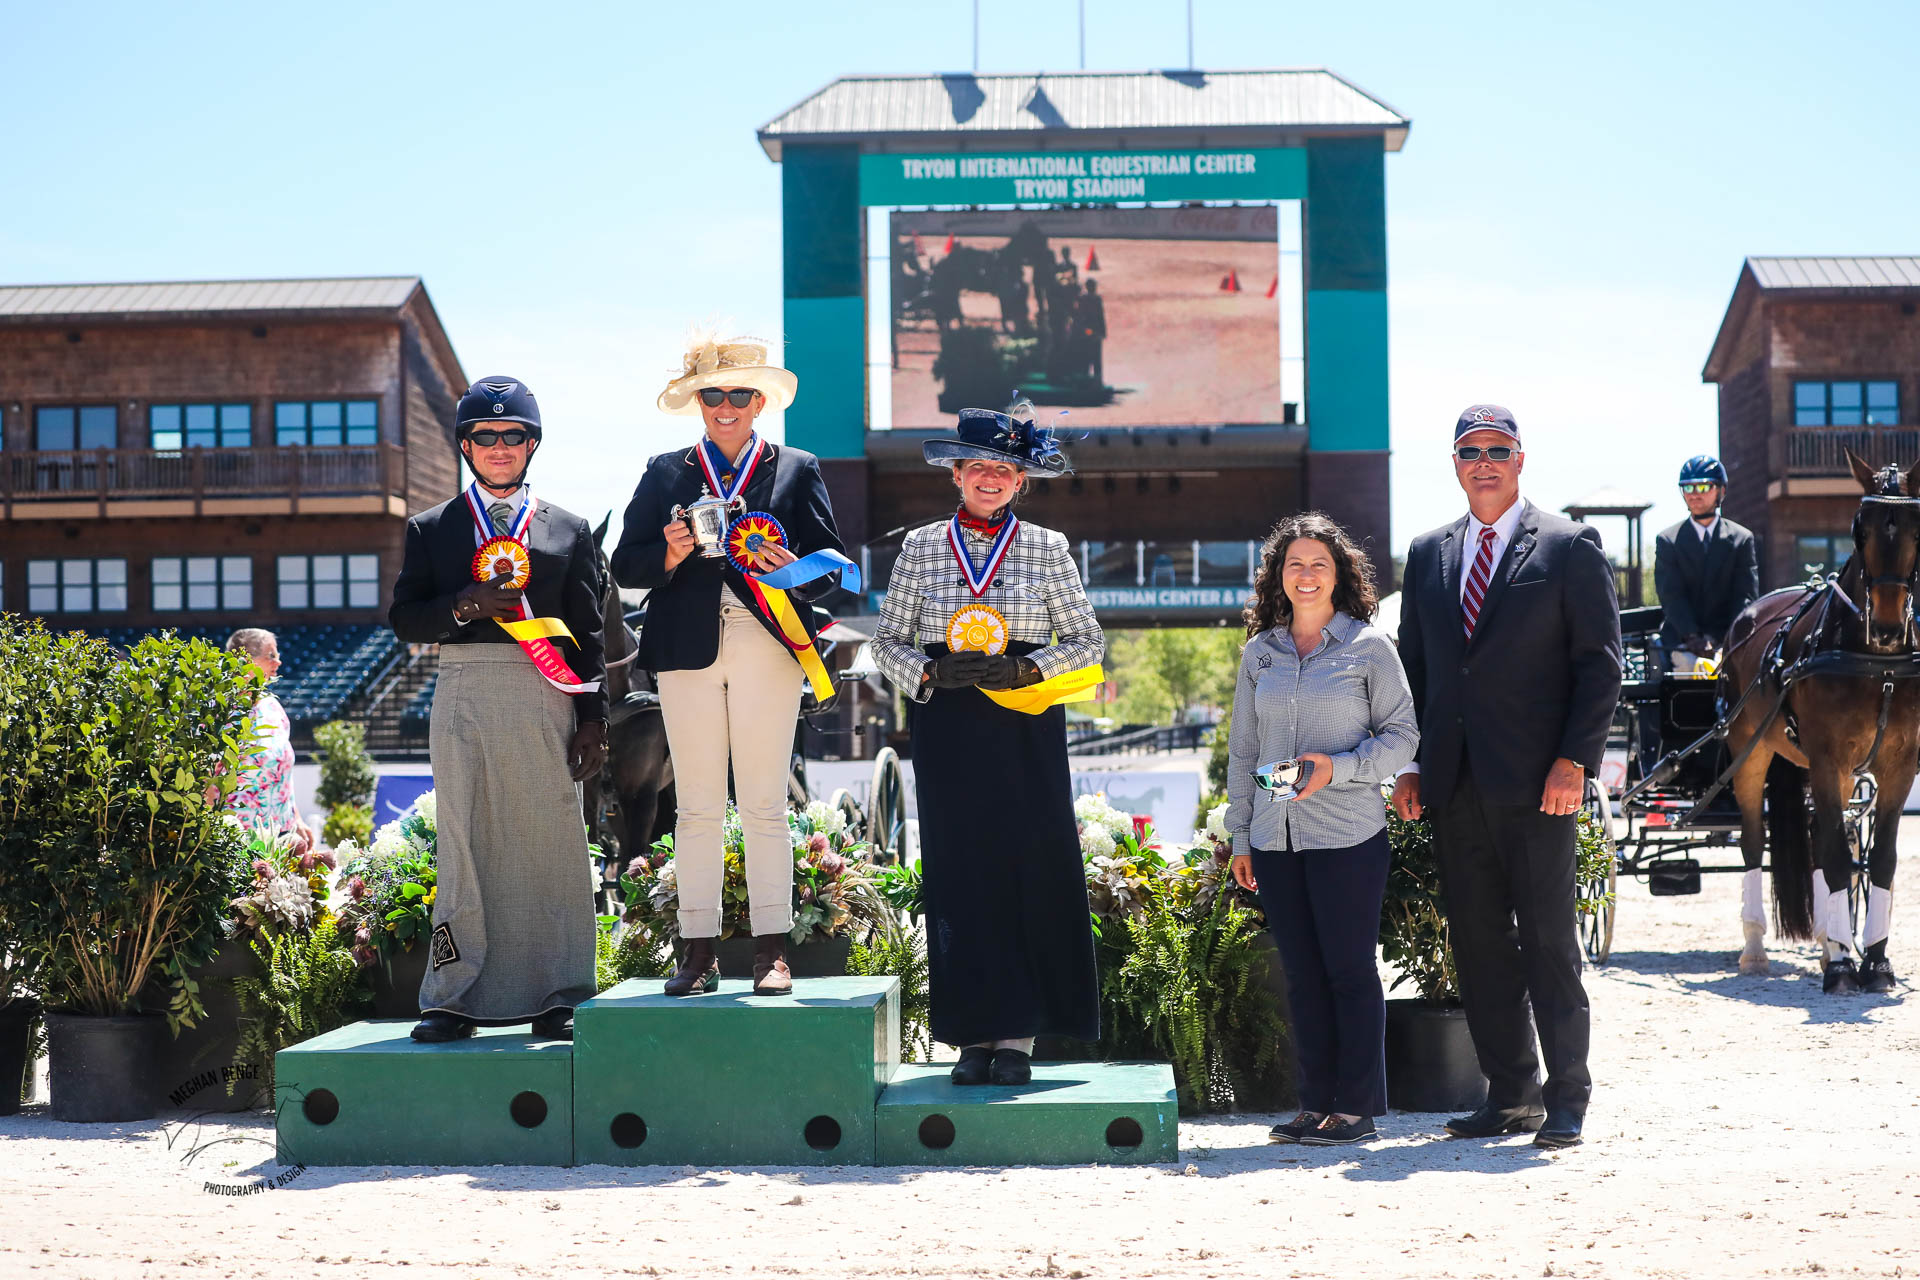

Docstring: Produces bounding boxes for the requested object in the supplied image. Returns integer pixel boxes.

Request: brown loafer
[751,934,793,995]
[664,936,719,996]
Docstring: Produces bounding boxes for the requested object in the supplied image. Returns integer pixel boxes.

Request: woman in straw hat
[610,334,847,997]
[868,401,1105,1085]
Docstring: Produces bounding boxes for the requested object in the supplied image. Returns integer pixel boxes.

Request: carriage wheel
[1578,778,1619,965]
[866,748,908,866]
[826,787,866,844]
[1843,776,1876,942]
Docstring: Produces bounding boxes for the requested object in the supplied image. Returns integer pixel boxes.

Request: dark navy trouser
[1250,830,1391,1117]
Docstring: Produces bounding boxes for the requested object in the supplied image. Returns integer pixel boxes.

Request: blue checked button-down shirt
[871,518,1105,703]
[1224,612,1419,854]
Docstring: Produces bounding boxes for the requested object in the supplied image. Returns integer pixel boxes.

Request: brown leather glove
[454,571,524,623]
[975,655,1043,690]
[568,720,609,783]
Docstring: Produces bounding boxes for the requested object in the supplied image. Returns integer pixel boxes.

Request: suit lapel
[1438,516,1466,603]
[1465,502,1539,648]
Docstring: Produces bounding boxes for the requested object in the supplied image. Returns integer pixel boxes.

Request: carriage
[1578,602,1881,965]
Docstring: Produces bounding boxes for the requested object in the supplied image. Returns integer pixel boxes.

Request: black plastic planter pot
[0,998,41,1117]
[1384,998,1487,1113]
[368,945,430,1020]
[154,938,268,1113]
[46,1011,167,1123]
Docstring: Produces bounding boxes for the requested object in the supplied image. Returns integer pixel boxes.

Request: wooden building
[1704,257,1919,588]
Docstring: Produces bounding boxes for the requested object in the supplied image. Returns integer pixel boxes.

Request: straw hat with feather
[657,332,798,415]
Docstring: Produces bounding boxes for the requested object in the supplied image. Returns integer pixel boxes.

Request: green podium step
[874,1063,1179,1166]
[275,1021,573,1167]
[573,976,899,1167]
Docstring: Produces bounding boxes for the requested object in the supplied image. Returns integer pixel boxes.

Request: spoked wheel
[1578,777,1619,965]
[866,747,908,866]
[826,787,866,844]
[1843,775,1876,941]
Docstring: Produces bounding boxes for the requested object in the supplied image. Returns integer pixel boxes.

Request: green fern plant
[847,932,933,1063]
[230,929,367,1100]
[594,916,671,990]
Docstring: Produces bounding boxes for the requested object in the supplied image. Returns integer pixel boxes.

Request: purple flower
[807,833,830,856]
[250,859,273,877]
[354,926,372,946]
[346,875,369,900]
[817,851,846,878]
[351,944,377,968]
[798,886,816,905]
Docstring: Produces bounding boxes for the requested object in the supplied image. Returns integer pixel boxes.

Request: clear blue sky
[5,1,1914,560]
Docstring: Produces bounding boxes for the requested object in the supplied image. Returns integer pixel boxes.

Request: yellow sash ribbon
[981,663,1105,715]
[498,616,575,644]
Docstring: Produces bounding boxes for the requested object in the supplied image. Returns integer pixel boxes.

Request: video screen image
[889,206,1281,428]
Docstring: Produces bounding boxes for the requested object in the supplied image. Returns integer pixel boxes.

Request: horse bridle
[1848,489,1920,652]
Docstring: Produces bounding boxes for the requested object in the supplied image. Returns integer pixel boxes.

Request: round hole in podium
[610,1112,648,1149]
[917,1114,956,1150]
[510,1091,548,1129]
[803,1115,842,1151]
[303,1088,340,1126]
[1105,1116,1144,1149]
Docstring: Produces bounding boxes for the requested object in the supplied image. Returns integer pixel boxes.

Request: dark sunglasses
[698,388,759,409]
[1679,482,1719,495]
[466,428,530,447]
[1455,445,1516,462]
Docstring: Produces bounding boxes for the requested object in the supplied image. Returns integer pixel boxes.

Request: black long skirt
[910,644,1101,1047]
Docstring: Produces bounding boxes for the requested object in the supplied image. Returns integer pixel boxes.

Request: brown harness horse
[1721,451,1920,994]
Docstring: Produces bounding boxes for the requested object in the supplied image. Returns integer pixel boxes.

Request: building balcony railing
[1778,425,1920,477]
[1,444,408,518]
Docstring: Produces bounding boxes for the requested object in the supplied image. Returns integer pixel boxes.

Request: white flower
[1079,822,1116,858]
[370,819,407,860]
[413,791,437,830]
[1206,803,1231,843]
[264,873,315,928]
[1073,793,1107,823]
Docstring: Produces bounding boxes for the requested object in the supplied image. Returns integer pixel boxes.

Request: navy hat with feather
[923,399,1072,478]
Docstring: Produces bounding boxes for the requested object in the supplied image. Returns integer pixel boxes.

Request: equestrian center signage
[859,147,1307,206]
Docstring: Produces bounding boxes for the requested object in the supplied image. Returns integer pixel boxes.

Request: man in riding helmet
[1653,455,1758,671]
[388,375,608,1043]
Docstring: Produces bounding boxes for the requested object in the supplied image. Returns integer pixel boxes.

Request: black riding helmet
[456,376,542,487]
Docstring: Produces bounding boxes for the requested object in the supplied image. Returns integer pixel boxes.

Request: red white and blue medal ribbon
[696,431,764,505]
[461,481,600,696]
[948,512,1018,598]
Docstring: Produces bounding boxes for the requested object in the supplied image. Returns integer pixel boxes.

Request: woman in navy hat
[869,401,1105,1085]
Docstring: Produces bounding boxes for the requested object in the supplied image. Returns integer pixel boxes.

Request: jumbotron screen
[887,207,1281,429]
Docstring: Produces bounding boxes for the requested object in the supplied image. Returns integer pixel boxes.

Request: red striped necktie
[1462,526,1498,640]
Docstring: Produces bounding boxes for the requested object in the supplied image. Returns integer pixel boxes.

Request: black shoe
[950,1046,993,1086]
[1444,1103,1546,1139]
[531,1009,574,1041]
[1859,955,1897,994]
[1823,956,1861,995]
[1268,1110,1326,1144]
[1533,1108,1585,1150]
[410,1013,475,1043]
[987,1049,1032,1086]
[1301,1114,1376,1146]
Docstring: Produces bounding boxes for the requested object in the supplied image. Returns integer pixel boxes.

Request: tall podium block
[875,1063,1179,1166]
[573,976,899,1167]
[275,1022,573,1167]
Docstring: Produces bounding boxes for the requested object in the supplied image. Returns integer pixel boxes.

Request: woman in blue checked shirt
[870,402,1104,1088]
[1225,512,1418,1148]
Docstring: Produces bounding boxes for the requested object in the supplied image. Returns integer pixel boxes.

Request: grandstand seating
[86,622,400,730]
[399,671,438,735]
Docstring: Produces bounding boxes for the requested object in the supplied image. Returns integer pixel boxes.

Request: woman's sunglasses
[466,428,530,447]
[698,388,759,409]
[1455,445,1516,462]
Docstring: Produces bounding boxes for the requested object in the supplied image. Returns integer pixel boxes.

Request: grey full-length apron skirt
[420,645,596,1023]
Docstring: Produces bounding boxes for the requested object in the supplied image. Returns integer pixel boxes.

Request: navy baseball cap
[1454,404,1520,446]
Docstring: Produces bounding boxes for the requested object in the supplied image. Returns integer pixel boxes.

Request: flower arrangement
[618,800,898,949]
[227,824,337,940]
[331,795,438,968]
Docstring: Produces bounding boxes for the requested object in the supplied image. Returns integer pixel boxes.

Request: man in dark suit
[389,376,607,1044]
[1654,454,1759,670]
[1392,404,1622,1150]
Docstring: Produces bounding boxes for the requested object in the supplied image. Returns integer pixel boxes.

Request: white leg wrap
[1864,885,1893,949]
[1822,888,1853,960]
[1741,868,1766,926]
[1811,872,1830,946]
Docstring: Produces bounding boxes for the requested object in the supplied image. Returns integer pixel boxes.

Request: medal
[947,511,1018,597]
[472,536,532,589]
[696,431,763,506]
[945,604,1008,655]
[726,511,788,574]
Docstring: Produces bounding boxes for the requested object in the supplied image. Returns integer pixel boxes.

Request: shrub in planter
[312,720,375,812]
[0,620,260,1121]
[321,803,373,850]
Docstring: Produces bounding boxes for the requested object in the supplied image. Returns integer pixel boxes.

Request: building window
[153,556,253,612]
[151,404,251,450]
[1793,534,1850,579]
[1794,380,1901,426]
[275,400,378,447]
[34,405,118,451]
[278,553,379,609]
[26,558,128,614]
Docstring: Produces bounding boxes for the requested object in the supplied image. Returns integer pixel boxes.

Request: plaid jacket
[872,517,1105,703]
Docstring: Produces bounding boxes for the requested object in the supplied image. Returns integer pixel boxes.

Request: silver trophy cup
[672,494,739,559]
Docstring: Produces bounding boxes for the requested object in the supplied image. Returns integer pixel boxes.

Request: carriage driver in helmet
[1652,455,1759,672]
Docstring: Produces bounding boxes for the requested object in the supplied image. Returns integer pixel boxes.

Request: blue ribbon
[751,549,863,595]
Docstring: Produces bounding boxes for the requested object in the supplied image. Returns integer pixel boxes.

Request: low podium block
[274,1022,573,1167]
[874,1062,1179,1166]
[573,976,899,1167]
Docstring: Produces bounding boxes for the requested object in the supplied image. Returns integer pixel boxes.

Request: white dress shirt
[1458,496,1526,606]
[1692,515,1718,543]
